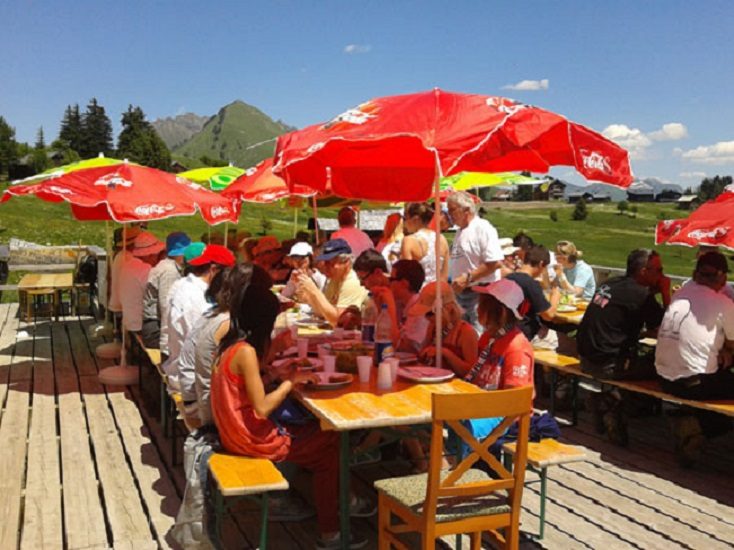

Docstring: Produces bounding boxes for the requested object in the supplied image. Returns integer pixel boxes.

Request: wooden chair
[374,386,533,550]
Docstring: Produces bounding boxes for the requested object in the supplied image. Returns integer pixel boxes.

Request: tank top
[210,342,290,461]
[413,229,438,285]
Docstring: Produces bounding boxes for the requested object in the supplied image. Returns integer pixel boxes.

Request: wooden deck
[0,302,732,549]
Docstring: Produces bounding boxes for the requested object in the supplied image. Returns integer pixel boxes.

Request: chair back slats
[431,387,532,421]
[423,386,533,532]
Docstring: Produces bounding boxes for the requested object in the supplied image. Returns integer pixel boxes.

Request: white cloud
[502,78,549,91]
[680,171,707,179]
[343,44,371,54]
[680,141,734,165]
[648,122,688,141]
[602,122,689,159]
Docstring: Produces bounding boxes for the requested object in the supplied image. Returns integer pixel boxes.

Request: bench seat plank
[503,438,587,469]
[209,454,289,497]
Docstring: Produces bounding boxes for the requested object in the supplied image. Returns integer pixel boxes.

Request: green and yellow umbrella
[439,171,550,191]
[179,165,245,191]
[12,154,130,185]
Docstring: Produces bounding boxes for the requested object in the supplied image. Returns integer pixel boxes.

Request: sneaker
[268,494,316,522]
[603,407,628,447]
[349,495,377,518]
[349,447,381,467]
[316,532,368,550]
[670,415,705,468]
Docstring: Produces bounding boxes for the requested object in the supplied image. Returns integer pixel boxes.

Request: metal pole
[433,153,443,370]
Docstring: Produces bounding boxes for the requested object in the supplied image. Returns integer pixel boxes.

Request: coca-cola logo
[581,150,612,175]
[688,227,729,241]
[94,173,133,189]
[486,97,529,116]
[48,186,73,195]
[210,206,231,218]
[134,203,175,217]
[321,101,379,131]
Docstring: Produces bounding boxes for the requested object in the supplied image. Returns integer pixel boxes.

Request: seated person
[498,238,522,277]
[282,242,326,299]
[553,241,596,300]
[210,275,371,549]
[411,281,478,375]
[389,260,429,351]
[656,252,734,463]
[506,245,561,340]
[295,239,368,327]
[253,236,290,283]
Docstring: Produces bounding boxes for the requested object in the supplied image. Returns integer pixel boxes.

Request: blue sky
[3,0,733,187]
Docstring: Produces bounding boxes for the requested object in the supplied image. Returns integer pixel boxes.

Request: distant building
[656,188,683,202]
[491,189,512,201]
[532,180,566,201]
[170,160,188,173]
[676,195,701,210]
[567,191,610,203]
[627,181,655,202]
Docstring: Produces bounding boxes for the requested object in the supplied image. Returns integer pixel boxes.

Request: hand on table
[451,274,470,293]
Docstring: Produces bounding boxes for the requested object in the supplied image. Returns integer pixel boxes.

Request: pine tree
[58,104,83,153]
[116,105,171,170]
[31,126,49,172]
[572,197,589,221]
[80,98,113,158]
[35,126,46,149]
[0,116,19,178]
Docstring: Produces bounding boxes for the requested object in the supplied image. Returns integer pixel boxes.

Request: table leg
[339,431,350,550]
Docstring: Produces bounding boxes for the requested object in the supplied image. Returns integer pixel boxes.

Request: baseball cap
[253,235,280,256]
[132,231,165,257]
[288,242,313,257]
[183,242,206,264]
[188,244,236,267]
[499,237,519,256]
[696,251,728,274]
[166,232,191,257]
[114,225,142,247]
[473,279,524,319]
[407,281,457,316]
[315,238,352,262]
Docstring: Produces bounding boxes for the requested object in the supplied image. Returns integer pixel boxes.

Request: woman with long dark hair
[210,264,368,548]
[400,202,449,284]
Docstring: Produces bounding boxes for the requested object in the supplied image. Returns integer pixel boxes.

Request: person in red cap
[164,244,235,392]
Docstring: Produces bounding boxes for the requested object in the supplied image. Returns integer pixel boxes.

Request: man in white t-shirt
[447,192,503,333]
[331,206,374,258]
[655,251,734,464]
[656,251,734,398]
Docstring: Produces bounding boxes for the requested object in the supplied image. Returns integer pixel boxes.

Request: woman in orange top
[210,264,354,546]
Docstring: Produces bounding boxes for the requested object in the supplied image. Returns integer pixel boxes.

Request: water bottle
[374,303,394,365]
[361,293,377,343]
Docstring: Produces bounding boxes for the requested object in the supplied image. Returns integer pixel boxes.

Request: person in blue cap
[295,238,368,327]
[141,232,191,354]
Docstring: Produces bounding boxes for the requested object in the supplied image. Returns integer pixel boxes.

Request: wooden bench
[208,453,289,550]
[503,438,587,540]
[533,348,734,424]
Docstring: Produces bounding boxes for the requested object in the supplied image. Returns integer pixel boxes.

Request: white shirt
[143,258,182,354]
[118,256,151,332]
[332,226,374,258]
[401,293,430,350]
[108,250,132,313]
[655,281,734,380]
[450,216,504,284]
[163,274,209,386]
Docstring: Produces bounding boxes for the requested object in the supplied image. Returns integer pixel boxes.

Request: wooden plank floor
[0,303,732,549]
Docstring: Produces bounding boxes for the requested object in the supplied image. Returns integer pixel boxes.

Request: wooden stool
[23,288,57,321]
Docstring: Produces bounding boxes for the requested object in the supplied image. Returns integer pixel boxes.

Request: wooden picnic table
[551,301,588,325]
[17,272,75,320]
[296,376,483,549]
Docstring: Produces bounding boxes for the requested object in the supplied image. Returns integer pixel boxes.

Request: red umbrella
[274,88,633,201]
[3,162,240,225]
[222,157,317,203]
[656,188,734,249]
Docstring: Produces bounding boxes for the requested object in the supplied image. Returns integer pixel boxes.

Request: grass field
[0,196,699,277]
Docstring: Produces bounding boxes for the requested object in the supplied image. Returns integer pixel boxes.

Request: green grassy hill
[172,100,294,169]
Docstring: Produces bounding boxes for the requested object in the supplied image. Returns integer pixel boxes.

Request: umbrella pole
[293,207,298,238]
[312,196,320,245]
[433,154,443,370]
[224,222,229,248]
[119,223,127,369]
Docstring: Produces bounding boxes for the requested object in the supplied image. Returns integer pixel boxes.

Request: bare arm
[539,286,561,321]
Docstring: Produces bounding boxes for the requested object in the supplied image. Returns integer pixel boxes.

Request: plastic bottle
[361,293,377,343]
[374,303,394,365]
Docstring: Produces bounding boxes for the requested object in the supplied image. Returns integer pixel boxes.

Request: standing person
[446,191,504,334]
[295,239,368,327]
[164,244,235,391]
[331,206,374,258]
[655,251,734,465]
[401,202,449,285]
[375,212,404,267]
[141,232,190,353]
[554,241,596,300]
[108,225,142,337]
[578,249,667,445]
[119,231,165,338]
[211,274,370,549]
[506,245,561,341]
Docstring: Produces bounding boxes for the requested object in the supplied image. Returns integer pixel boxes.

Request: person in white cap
[119,231,165,337]
[282,241,325,299]
[464,278,535,393]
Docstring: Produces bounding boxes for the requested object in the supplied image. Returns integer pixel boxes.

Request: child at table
[210,269,371,549]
